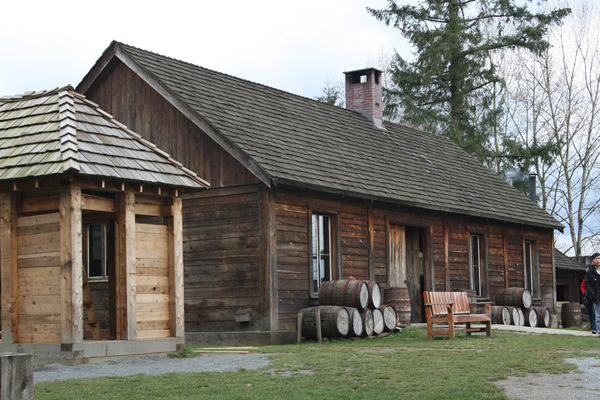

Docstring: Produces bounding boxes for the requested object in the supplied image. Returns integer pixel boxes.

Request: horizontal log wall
[136,223,171,339]
[182,186,263,332]
[16,213,62,343]
[273,189,556,328]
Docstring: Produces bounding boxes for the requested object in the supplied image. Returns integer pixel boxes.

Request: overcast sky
[1,0,411,100]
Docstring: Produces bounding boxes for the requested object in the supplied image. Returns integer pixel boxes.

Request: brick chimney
[344,68,384,128]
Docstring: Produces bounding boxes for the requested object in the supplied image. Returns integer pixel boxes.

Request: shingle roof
[0,87,209,190]
[79,41,561,230]
[555,249,586,271]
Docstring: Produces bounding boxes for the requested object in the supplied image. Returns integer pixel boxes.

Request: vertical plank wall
[136,223,171,339]
[17,213,61,343]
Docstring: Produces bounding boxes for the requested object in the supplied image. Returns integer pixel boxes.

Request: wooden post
[60,184,84,344]
[168,197,184,338]
[117,190,136,340]
[368,206,375,282]
[0,193,17,344]
[0,352,33,400]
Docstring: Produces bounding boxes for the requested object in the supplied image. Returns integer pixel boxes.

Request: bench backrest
[423,291,471,316]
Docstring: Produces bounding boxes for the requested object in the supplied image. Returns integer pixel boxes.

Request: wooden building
[76,42,563,345]
[0,87,209,363]
[554,249,586,303]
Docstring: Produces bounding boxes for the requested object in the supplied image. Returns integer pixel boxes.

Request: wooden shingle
[0,87,209,190]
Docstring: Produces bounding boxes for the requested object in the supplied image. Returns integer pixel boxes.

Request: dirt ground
[495,357,600,399]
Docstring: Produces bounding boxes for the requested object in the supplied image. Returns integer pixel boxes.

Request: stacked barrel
[490,288,551,328]
[299,280,398,340]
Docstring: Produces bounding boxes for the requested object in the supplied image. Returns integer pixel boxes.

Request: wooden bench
[423,291,492,340]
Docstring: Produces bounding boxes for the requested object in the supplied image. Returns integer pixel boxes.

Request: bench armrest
[424,302,454,306]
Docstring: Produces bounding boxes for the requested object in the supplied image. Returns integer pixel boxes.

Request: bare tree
[502,0,600,257]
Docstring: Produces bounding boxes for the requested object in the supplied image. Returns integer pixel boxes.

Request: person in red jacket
[584,252,600,335]
[582,265,596,333]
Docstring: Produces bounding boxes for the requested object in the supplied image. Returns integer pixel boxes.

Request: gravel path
[495,358,600,399]
[34,353,273,383]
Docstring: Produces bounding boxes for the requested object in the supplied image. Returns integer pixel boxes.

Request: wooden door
[405,227,421,322]
[388,225,425,323]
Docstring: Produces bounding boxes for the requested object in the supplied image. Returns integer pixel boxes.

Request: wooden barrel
[361,309,374,336]
[494,288,532,309]
[385,287,411,325]
[516,308,525,326]
[378,304,397,331]
[525,308,538,327]
[344,307,363,337]
[505,306,520,326]
[491,306,510,325]
[368,281,382,309]
[319,280,369,309]
[530,306,550,328]
[561,302,582,328]
[372,308,384,335]
[300,306,350,339]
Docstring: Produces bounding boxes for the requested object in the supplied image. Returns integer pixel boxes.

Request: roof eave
[272,177,563,231]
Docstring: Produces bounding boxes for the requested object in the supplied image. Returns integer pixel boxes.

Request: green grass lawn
[35,327,600,399]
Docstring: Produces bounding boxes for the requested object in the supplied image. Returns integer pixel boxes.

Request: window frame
[524,240,540,299]
[84,222,111,280]
[309,210,339,297]
[469,233,488,297]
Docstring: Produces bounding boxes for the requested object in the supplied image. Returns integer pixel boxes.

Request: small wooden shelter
[0,87,209,363]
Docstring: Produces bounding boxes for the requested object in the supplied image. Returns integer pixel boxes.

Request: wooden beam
[259,189,277,331]
[0,192,18,344]
[21,195,60,213]
[368,206,375,281]
[60,184,84,344]
[443,218,449,291]
[117,190,137,340]
[81,194,115,213]
[503,226,509,289]
[168,197,184,338]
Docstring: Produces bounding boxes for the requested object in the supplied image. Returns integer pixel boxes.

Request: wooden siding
[84,60,260,189]
[136,222,171,339]
[182,186,263,332]
[271,189,556,328]
[16,213,62,343]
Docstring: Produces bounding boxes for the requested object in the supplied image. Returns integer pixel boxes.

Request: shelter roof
[0,87,209,190]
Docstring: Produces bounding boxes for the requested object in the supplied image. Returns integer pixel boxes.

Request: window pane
[311,213,332,294]
[470,235,482,296]
[88,224,104,278]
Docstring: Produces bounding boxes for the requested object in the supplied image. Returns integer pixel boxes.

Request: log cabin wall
[83,59,260,189]
[136,222,171,339]
[16,212,62,344]
[182,185,265,333]
[273,188,556,329]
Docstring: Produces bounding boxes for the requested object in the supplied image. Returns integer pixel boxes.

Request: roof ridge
[114,41,346,111]
[1,85,74,102]
[57,89,80,172]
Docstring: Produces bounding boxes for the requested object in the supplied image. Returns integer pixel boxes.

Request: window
[86,223,111,279]
[311,213,332,295]
[469,234,487,297]
[524,240,539,298]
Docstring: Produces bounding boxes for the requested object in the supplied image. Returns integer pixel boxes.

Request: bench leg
[427,322,434,340]
[466,322,471,336]
[485,321,491,337]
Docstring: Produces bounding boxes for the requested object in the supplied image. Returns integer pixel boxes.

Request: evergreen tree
[315,81,344,107]
[367,0,570,161]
